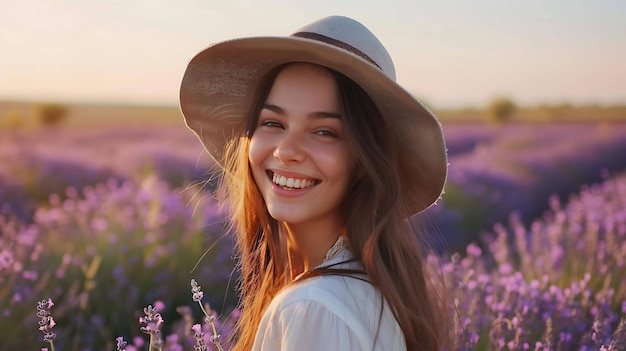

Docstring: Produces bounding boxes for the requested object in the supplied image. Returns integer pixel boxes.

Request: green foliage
[486,97,516,124]
[35,103,68,127]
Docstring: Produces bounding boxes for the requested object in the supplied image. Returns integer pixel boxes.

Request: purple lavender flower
[191,279,204,302]
[191,323,208,351]
[139,304,164,350]
[116,336,128,351]
[37,298,56,349]
[139,305,163,335]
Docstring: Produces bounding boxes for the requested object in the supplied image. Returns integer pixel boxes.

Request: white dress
[251,248,406,351]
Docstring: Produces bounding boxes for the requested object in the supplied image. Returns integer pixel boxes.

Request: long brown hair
[219,63,454,351]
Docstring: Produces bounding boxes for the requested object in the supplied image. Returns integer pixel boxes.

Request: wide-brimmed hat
[180,15,447,215]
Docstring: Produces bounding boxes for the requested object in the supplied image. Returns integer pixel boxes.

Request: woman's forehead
[264,63,341,117]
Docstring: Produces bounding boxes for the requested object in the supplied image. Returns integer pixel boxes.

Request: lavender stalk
[191,279,225,351]
[37,298,57,351]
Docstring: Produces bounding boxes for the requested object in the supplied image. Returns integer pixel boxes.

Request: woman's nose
[273,132,306,164]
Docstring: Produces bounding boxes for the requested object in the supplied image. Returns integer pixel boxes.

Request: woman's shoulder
[268,271,394,333]
[257,273,406,350]
[277,252,378,315]
[275,248,383,314]
[277,272,375,310]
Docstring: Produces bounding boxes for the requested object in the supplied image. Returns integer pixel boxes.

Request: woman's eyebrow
[262,103,341,119]
[262,103,283,114]
[311,111,342,119]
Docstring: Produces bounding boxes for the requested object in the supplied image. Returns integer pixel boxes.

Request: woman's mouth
[268,171,319,190]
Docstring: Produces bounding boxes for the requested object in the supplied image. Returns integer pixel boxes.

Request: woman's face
[248,63,354,228]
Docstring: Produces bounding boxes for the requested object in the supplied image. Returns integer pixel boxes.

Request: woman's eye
[260,120,283,128]
[315,129,337,137]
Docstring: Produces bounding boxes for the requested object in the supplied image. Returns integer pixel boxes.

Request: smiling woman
[180,15,453,351]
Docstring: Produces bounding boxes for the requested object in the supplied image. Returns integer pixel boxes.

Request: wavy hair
[219,63,454,351]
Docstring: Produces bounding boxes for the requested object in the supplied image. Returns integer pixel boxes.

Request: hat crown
[291,16,396,81]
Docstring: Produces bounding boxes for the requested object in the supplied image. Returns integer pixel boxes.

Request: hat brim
[180,36,447,215]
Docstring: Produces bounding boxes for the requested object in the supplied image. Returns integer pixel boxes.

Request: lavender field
[1,120,626,350]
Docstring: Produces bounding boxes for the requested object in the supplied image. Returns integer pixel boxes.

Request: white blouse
[251,248,406,351]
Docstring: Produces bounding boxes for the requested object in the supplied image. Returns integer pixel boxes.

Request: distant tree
[486,97,516,124]
[1,109,25,129]
[556,103,572,109]
[36,103,68,127]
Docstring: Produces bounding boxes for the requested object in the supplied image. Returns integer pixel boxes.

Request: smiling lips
[270,171,319,190]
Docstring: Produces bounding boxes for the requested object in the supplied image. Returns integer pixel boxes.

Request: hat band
[291,31,382,70]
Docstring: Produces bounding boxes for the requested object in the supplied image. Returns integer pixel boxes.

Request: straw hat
[180,15,447,214]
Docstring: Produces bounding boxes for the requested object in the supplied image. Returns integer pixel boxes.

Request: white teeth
[271,173,316,189]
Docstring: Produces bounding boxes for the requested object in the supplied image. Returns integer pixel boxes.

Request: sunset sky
[1,0,625,108]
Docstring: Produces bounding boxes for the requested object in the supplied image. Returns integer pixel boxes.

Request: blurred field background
[2,0,626,348]
[2,97,626,350]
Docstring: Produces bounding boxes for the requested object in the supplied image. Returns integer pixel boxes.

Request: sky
[1,0,625,109]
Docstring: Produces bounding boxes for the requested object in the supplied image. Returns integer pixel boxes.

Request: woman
[180,16,453,351]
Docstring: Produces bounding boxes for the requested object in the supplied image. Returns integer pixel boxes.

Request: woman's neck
[284,221,344,280]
